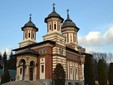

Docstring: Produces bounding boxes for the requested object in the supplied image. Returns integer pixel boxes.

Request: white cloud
[0,48,11,56]
[104,27,113,44]
[78,26,113,53]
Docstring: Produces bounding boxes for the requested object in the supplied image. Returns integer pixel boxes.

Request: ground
[2,80,44,85]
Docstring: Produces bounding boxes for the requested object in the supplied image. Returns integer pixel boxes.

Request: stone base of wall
[38,79,84,85]
[66,80,84,85]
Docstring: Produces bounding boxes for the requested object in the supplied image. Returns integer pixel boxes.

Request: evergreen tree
[2,51,7,68]
[93,59,98,80]
[1,68,10,84]
[0,54,1,59]
[0,53,3,69]
[7,50,16,70]
[97,59,107,85]
[108,63,113,85]
[84,54,95,85]
[53,63,65,85]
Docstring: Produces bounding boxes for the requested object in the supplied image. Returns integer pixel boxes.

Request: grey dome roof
[21,16,38,31]
[62,12,79,31]
[45,6,64,23]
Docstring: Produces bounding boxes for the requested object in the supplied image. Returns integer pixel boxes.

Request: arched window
[20,68,22,74]
[49,24,51,30]
[28,31,31,38]
[19,59,26,66]
[76,68,78,74]
[30,61,35,67]
[54,24,56,30]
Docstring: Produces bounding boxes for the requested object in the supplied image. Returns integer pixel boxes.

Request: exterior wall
[19,27,37,48]
[19,40,36,48]
[52,55,66,72]
[32,45,53,79]
[67,61,78,80]
[40,58,45,79]
[62,27,79,50]
[46,18,62,34]
[16,41,84,82]
[45,55,52,79]
[16,55,37,81]
[43,32,65,46]
[23,27,36,41]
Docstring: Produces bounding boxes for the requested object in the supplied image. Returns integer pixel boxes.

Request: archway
[19,59,26,80]
[29,61,35,80]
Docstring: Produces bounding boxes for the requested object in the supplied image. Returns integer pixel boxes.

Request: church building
[13,4,86,85]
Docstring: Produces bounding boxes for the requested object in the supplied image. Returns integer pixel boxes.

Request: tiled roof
[45,6,64,23]
[21,15,38,31]
[0,69,16,77]
[8,70,16,77]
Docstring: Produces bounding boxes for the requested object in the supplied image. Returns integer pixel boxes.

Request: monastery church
[13,4,86,85]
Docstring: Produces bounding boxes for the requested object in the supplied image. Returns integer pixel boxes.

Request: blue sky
[0,0,113,53]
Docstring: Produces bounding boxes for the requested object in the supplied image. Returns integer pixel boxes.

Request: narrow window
[32,32,35,39]
[41,65,44,73]
[33,33,34,39]
[50,24,51,30]
[76,69,78,74]
[54,24,56,30]
[20,68,22,74]
[29,32,30,38]
[70,68,72,74]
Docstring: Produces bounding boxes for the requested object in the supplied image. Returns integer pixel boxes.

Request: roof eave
[44,16,64,23]
[13,40,56,51]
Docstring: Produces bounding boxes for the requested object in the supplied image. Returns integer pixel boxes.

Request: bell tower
[43,4,65,43]
[44,3,64,34]
[19,14,38,47]
[43,4,67,74]
[62,9,79,50]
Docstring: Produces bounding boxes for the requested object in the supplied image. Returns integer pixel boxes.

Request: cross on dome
[52,3,55,12]
[67,9,69,14]
[29,14,32,21]
[66,9,70,20]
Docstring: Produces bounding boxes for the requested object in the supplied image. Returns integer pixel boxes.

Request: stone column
[16,66,19,81]
[24,64,29,80]
[33,66,36,80]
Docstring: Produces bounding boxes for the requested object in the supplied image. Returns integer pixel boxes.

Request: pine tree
[93,59,98,80]
[3,51,7,68]
[7,50,16,70]
[108,62,113,85]
[84,54,95,85]
[1,68,10,84]
[97,59,107,85]
[0,53,3,69]
[53,63,65,85]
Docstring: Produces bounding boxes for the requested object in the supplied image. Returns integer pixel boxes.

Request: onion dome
[62,9,79,31]
[21,14,38,31]
[45,3,64,23]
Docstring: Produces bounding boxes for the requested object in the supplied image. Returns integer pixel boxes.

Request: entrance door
[29,68,33,80]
